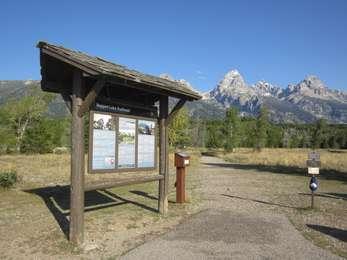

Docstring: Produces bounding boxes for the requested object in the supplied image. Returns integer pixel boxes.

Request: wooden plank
[69,69,85,246]
[39,43,201,101]
[105,76,197,101]
[42,80,70,93]
[41,48,99,76]
[166,99,186,126]
[158,95,169,214]
[78,78,105,117]
[85,175,164,192]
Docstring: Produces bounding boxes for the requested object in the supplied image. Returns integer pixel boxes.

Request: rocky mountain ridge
[1,71,346,123]
[203,70,347,123]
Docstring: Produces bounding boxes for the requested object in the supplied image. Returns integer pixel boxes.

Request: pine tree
[224,107,240,152]
[254,107,269,151]
[312,119,327,149]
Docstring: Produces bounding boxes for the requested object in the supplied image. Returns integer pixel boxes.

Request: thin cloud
[195,70,207,80]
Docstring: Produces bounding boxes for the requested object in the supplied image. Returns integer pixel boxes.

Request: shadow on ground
[203,159,347,183]
[25,185,158,238]
[299,192,347,201]
[221,194,308,210]
[307,224,347,242]
[130,190,176,204]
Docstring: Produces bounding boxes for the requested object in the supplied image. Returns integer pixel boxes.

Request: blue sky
[1,0,346,92]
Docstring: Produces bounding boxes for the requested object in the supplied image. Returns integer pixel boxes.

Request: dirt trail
[122,156,342,260]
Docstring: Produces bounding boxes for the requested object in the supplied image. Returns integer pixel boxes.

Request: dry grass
[216,148,347,173]
[0,150,201,189]
[204,147,347,257]
[0,149,345,258]
[0,152,202,259]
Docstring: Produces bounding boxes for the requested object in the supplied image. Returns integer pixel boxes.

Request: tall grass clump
[0,170,18,188]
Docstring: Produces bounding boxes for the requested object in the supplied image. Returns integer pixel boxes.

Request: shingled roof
[37,41,201,101]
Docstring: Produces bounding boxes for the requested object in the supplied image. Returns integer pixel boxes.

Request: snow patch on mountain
[205,70,347,123]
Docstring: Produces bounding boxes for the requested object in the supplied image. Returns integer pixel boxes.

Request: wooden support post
[158,96,169,214]
[69,69,85,246]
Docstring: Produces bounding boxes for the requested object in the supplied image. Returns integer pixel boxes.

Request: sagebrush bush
[0,170,18,188]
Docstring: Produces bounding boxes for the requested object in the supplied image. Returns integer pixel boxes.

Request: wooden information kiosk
[37,41,201,246]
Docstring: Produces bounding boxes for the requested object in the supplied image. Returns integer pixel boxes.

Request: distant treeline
[169,107,347,151]
[0,85,346,154]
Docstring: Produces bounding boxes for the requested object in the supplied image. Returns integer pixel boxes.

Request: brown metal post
[158,96,169,214]
[69,69,85,246]
[311,191,314,209]
[176,166,186,203]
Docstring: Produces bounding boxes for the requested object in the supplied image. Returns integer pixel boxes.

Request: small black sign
[94,103,131,114]
[306,160,321,168]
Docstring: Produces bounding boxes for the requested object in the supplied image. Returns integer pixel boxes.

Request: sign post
[174,152,190,203]
[307,151,320,209]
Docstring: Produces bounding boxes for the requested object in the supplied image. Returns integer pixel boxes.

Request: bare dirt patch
[201,152,347,258]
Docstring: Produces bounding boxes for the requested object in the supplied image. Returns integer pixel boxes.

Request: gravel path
[121,156,342,260]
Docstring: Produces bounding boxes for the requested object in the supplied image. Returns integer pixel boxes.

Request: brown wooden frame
[37,41,201,247]
[88,110,158,174]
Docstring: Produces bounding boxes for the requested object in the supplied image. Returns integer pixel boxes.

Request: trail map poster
[137,120,155,168]
[92,113,116,169]
[89,111,156,173]
[118,117,136,168]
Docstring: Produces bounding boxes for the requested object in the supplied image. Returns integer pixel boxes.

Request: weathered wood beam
[96,96,157,112]
[42,80,70,92]
[78,78,105,117]
[104,76,196,101]
[166,99,186,126]
[69,69,85,246]
[61,92,72,113]
[158,95,169,214]
[85,175,163,192]
[41,48,99,76]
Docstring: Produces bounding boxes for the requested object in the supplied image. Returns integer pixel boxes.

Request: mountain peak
[225,69,241,77]
[302,75,326,90]
[217,69,247,91]
[253,80,282,97]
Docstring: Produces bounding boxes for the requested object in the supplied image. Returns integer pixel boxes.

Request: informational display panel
[92,113,116,170]
[118,117,136,168]
[89,111,157,173]
[137,120,156,168]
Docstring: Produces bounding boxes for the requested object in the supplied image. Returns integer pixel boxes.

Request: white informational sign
[118,117,136,168]
[90,112,156,172]
[92,113,116,169]
[137,120,155,168]
[308,167,320,175]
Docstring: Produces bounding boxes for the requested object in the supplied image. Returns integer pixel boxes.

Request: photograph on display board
[92,113,116,170]
[137,120,156,168]
[118,117,136,168]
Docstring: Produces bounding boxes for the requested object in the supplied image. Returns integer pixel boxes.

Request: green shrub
[0,170,18,188]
